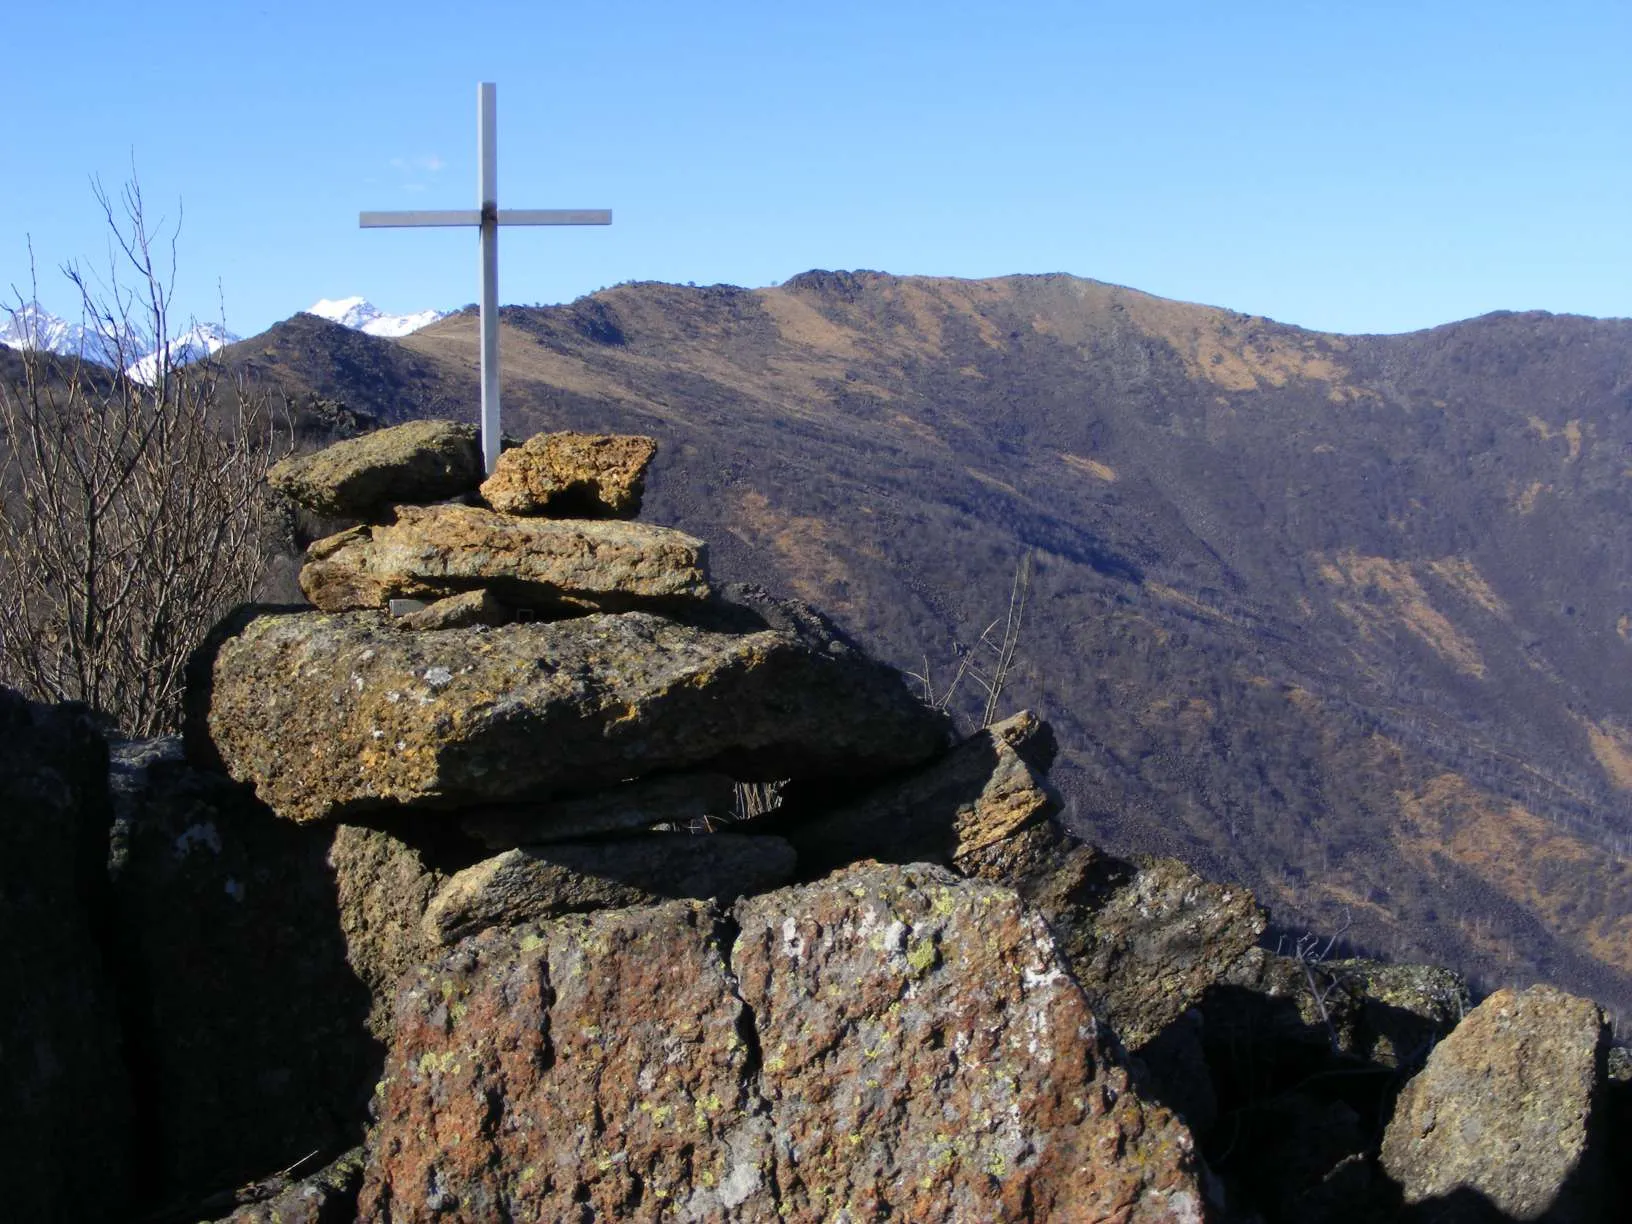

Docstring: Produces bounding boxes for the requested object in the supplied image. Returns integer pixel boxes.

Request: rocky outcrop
[479,430,657,517]
[0,690,132,1223]
[422,833,797,944]
[199,609,949,823]
[298,504,711,614]
[358,864,1205,1222]
[267,419,481,518]
[1381,984,1608,1221]
[787,713,1266,1051]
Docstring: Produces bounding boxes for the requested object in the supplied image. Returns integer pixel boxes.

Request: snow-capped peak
[304,297,446,338]
[0,302,99,360]
[125,322,239,386]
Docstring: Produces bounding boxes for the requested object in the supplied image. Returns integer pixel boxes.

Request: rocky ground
[3,420,1628,1222]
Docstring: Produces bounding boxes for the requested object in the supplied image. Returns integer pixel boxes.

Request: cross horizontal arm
[361,210,481,227]
[498,209,612,226]
[360,209,612,228]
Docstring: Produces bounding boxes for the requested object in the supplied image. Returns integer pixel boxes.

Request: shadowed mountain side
[220,271,1632,1016]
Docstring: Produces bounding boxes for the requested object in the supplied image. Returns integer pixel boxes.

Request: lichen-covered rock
[479,430,657,517]
[0,690,132,1223]
[460,771,738,848]
[358,900,766,1221]
[732,863,1205,1223]
[267,419,481,518]
[105,737,378,1202]
[1380,984,1608,1222]
[198,609,948,823]
[422,834,798,944]
[396,588,511,631]
[298,503,711,614]
[328,824,446,1037]
[358,864,1203,1222]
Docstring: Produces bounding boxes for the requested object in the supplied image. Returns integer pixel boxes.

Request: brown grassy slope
[232,271,1632,1016]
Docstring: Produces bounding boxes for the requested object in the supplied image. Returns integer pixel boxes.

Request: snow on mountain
[305,297,446,338]
[124,322,239,386]
[0,302,110,363]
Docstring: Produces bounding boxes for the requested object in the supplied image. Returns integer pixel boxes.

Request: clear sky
[3,1,1627,340]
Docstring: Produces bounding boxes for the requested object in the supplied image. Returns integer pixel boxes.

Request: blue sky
[3,1,1627,339]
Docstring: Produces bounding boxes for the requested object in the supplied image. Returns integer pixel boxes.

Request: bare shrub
[909,546,1034,728]
[0,177,289,736]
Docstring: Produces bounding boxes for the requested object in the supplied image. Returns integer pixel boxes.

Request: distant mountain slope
[228,272,1632,1015]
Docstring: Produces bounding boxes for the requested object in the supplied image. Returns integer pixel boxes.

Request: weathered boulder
[479,430,657,517]
[0,690,132,1223]
[106,738,379,1202]
[396,588,512,631]
[268,419,482,518]
[733,863,1204,1222]
[460,771,738,847]
[358,863,1204,1222]
[298,503,712,614]
[422,833,798,944]
[328,823,446,1038]
[1380,984,1608,1222]
[199,609,949,823]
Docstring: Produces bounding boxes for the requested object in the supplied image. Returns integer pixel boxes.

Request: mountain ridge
[207,269,1632,1019]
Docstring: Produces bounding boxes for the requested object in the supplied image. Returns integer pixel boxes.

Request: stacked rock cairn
[198,417,1205,1220]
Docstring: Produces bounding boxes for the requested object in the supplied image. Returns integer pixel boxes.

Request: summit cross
[360,82,612,473]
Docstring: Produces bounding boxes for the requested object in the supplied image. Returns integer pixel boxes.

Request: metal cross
[361,82,612,473]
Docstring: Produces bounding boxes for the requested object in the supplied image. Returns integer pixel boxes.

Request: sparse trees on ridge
[0,176,288,736]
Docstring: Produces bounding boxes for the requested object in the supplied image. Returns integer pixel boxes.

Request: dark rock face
[359,865,1205,1222]
[267,418,481,518]
[106,740,380,1201]
[1381,984,1608,1222]
[0,689,132,1223]
[199,609,950,823]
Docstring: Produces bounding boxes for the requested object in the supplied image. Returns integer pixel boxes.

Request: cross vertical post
[478,83,501,473]
[360,83,612,474]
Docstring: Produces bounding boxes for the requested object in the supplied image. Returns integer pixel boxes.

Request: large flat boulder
[298,503,711,614]
[197,609,948,824]
[0,690,132,1222]
[357,863,1203,1222]
[479,430,657,517]
[1380,984,1609,1222]
[268,419,482,518]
